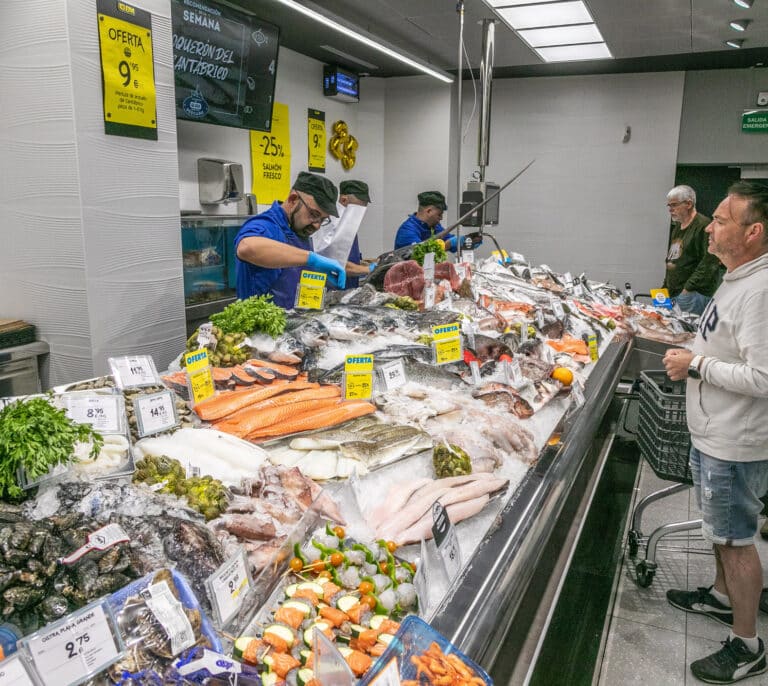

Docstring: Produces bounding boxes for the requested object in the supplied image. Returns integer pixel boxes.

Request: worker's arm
[237,236,310,268]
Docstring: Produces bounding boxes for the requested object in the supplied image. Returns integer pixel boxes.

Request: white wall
[678,68,768,165]
[0,0,185,386]
[177,48,389,259]
[455,71,685,293]
[383,76,452,252]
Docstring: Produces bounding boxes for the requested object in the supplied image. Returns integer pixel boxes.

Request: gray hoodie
[686,252,768,461]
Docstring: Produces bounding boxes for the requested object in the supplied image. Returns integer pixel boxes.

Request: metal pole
[455,1,464,253]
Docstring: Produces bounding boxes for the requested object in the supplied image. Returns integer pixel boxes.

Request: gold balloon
[329,136,342,158]
[332,120,348,135]
[341,152,356,170]
[329,121,359,168]
[346,136,359,152]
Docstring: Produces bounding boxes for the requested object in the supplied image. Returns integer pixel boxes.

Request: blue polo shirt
[234,201,311,307]
[394,214,454,250]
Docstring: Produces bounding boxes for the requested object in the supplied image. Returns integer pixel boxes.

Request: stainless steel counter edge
[428,336,633,666]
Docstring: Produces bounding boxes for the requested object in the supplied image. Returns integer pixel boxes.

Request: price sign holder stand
[431,323,462,366]
[377,359,407,392]
[205,547,254,629]
[134,390,179,437]
[342,355,374,401]
[19,600,124,686]
[108,355,161,390]
[295,271,326,310]
[431,501,462,582]
[184,349,215,407]
[0,653,36,686]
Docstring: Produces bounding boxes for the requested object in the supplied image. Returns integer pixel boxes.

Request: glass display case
[181,215,246,333]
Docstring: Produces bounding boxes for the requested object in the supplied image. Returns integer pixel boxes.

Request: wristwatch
[688,355,703,379]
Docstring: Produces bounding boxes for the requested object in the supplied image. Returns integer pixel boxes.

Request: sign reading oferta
[97,0,158,140]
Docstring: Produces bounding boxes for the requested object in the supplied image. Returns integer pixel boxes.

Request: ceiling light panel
[733,0,753,8]
[729,19,749,31]
[536,42,612,62]
[518,23,603,47]
[495,1,593,30]
[485,0,549,6]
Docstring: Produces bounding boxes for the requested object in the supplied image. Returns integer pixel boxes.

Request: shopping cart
[627,370,703,587]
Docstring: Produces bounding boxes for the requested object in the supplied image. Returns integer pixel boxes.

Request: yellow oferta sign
[252,101,291,202]
[308,109,326,172]
[296,270,326,310]
[97,0,157,140]
[344,355,374,400]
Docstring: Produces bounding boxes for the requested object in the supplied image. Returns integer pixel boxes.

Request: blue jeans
[689,446,768,546]
[674,291,710,315]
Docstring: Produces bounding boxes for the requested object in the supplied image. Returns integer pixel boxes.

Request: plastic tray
[106,568,222,654]
[637,370,692,484]
[359,615,493,685]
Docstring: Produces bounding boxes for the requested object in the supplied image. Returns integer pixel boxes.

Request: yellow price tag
[308,109,326,173]
[587,334,599,362]
[434,337,462,365]
[184,348,210,373]
[251,102,291,202]
[296,271,326,310]
[344,372,374,400]
[188,367,215,404]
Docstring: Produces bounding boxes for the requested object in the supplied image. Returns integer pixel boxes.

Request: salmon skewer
[246,401,377,441]
[214,397,342,438]
[193,381,291,421]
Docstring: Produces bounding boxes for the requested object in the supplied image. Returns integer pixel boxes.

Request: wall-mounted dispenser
[197,158,244,205]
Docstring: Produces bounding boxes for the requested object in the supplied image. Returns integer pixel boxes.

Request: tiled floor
[597,462,768,685]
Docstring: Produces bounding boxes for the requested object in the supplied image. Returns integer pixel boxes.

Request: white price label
[535,311,545,329]
[143,581,195,656]
[196,322,217,350]
[423,285,436,310]
[65,395,122,434]
[431,501,462,581]
[23,603,121,686]
[422,252,435,282]
[503,359,522,386]
[0,655,35,686]
[109,355,158,388]
[551,299,565,320]
[572,381,586,407]
[461,249,475,265]
[368,658,402,686]
[379,360,407,391]
[542,343,555,364]
[520,323,529,343]
[455,264,467,281]
[134,391,178,437]
[207,548,252,627]
[510,252,525,263]
[563,271,573,284]
[469,360,481,385]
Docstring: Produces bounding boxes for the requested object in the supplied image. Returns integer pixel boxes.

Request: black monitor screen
[172,0,279,131]
[324,65,359,101]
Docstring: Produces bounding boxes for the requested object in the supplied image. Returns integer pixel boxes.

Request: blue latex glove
[445,235,458,252]
[306,252,346,289]
[368,262,377,272]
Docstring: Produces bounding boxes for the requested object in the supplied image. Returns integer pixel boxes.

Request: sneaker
[760,589,768,615]
[691,637,767,684]
[667,586,734,626]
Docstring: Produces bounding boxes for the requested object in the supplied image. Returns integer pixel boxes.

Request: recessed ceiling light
[733,0,753,8]
[725,38,745,48]
[494,1,592,29]
[536,42,612,62]
[519,23,603,47]
[729,19,750,31]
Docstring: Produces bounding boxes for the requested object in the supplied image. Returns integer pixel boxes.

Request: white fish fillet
[295,450,339,480]
[393,494,491,545]
[134,427,268,485]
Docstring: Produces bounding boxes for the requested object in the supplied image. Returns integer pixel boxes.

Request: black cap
[293,172,339,217]
[339,180,371,203]
[418,191,447,210]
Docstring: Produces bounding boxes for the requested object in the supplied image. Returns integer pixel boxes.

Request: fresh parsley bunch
[0,395,103,499]
[411,234,447,266]
[209,294,287,338]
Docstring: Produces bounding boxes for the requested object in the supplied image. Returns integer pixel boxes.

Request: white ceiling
[243,0,768,78]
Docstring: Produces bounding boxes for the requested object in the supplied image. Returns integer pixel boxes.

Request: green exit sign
[742,110,768,133]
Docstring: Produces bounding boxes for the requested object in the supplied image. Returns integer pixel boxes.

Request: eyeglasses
[296,192,332,227]
[666,201,687,208]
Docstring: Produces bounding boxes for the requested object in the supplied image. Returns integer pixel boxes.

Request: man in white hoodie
[662,180,768,684]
